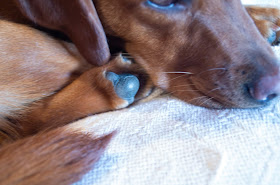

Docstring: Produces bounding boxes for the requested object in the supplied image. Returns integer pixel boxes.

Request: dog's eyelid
[145,0,191,11]
[146,0,177,9]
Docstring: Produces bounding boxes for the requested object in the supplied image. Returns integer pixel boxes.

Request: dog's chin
[181,92,276,109]
[186,76,277,109]
[169,81,275,109]
[186,95,228,109]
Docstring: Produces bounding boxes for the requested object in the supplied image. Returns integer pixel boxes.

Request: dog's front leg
[20,55,142,136]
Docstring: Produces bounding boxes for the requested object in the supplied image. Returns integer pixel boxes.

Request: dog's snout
[248,69,280,102]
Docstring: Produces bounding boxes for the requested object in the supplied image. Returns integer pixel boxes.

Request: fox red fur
[0,0,280,184]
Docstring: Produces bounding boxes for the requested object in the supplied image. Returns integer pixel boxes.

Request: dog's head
[94,0,280,108]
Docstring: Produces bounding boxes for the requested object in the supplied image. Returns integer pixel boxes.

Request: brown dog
[0,0,280,184]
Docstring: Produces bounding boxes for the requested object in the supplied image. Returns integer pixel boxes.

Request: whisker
[207,68,226,71]
[172,84,196,88]
[187,96,208,103]
[196,68,226,76]
[169,89,200,94]
[161,72,193,75]
[198,97,214,107]
[207,87,220,93]
[158,74,190,84]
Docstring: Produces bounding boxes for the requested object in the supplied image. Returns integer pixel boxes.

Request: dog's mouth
[182,80,228,109]
[163,74,236,109]
[165,69,278,109]
[184,77,234,108]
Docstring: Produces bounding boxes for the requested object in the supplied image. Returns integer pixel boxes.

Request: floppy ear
[13,0,110,66]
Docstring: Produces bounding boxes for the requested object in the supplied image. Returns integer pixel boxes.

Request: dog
[0,0,280,184]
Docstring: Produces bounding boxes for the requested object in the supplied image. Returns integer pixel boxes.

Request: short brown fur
[0,0,280,184]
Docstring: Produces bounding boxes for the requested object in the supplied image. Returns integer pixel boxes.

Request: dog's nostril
[266,93,277,101]
[248,71,280,102]
[248,86,279,102]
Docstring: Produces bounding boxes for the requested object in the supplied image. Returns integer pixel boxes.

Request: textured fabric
[242,0,279,7]
[74,1,280,184]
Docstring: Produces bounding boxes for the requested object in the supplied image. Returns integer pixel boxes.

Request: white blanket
[75,1,280,184]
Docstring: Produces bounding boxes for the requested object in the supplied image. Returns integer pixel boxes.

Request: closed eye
[146,0,177,9]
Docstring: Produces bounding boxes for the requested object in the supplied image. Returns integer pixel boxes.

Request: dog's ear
[13,0,110,66]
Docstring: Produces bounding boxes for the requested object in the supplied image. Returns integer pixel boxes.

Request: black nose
[249,68,280,102]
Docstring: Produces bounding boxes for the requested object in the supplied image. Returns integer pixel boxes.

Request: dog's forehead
[99,0,244,19]
[111,0,242,8]
[97,0,250,46]
[96,0,249,41]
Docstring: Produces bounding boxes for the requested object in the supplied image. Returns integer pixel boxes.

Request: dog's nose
[249,69,280,102]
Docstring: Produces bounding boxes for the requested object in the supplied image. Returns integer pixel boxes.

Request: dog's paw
[105,72,140,105]
[104,54,154,108]
[246,6,280,45]
[67,53,153,114]
[82,53,153,110]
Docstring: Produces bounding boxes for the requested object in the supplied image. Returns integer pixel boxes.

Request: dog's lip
[187,76,266,109]
[189,78,272,109]
[185,77,228,108]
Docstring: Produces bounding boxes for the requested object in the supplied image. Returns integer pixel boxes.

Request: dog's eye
[147,0,177,8]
